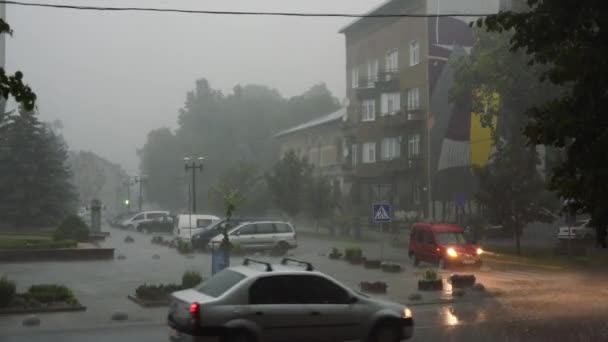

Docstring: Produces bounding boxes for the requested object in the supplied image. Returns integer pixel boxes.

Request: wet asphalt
[1,226,607,341]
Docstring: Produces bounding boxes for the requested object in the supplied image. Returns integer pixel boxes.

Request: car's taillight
[189,302,200,325]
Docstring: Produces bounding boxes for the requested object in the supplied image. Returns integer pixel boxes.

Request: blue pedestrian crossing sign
[372,203,392,223]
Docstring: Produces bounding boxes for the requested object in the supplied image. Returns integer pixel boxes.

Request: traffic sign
[372,203,392,223]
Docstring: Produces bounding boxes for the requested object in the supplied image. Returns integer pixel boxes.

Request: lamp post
[123,178,135,213]
[184,157,204,214]
[134,175,148,213]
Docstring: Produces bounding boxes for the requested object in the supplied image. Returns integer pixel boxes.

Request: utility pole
[134,175,148,212]
[184,157,204,214]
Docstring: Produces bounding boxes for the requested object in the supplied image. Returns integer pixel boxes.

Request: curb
[0,305,87,315]
[127,295,170,307]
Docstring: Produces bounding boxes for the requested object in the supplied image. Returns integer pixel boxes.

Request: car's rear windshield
[196,269,246,297]
[436,231,467,245]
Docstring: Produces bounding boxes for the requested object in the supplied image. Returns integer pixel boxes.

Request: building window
[408,134,421,157]
[351,144,358,166]
[361,99,376,122]
[380,93,401,115]
[381,137,401,160]
[385,50,398,73]
[351,67,359,88]
[407,88,420,110]
[367,60,379,87]
[410,40,420,66]
[362,142,376,164]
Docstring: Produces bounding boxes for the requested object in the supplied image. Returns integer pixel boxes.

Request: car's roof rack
[243,258,273,272]
[281,258,314,271]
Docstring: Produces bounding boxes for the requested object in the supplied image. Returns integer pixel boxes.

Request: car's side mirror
[349,296,358,304]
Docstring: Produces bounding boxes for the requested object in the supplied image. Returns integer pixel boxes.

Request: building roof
[339,0,399,34]
[274,108,345,138]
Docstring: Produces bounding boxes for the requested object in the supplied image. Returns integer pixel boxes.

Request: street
[1,227,608,342]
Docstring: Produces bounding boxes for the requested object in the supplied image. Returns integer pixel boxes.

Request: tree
[0,109,76,227]
[139,79,342,212]
[475,142,555,255]
[479,1,608,233]
[287,83,340,125]
[0,19,36,112]
[209,161,271,216]
[304,175,335,231]
[451,27,559,254]
[266,150,310,218]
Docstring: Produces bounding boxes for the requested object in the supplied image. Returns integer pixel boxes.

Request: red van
[408,223,483,269]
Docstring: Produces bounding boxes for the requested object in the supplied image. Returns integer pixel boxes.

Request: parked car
[167,258,414,342]
[137,213,175,234]
[208,221,297,255]
[108,211,137,228]
[121,211,171,231]
[174,214,221,240]
[408,222,483,269]
[557,219,595,241]
[191,217,269,250]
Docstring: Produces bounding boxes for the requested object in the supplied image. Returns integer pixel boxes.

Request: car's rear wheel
[370,321,401,342]
[271,241,289,256]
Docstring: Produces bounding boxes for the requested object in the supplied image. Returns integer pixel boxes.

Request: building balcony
[355,78,378,99]
[349,157,424,179]
[375,70,400,91]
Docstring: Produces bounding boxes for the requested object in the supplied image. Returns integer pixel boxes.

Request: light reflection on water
[442,306,459,326]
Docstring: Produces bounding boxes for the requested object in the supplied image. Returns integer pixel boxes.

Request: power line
[0,0,493,18]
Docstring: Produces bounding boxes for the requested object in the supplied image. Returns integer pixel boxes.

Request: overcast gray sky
[5,0,384,174]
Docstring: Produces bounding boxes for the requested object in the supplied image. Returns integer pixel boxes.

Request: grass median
[0,235,76,250]
[482,243,607,270]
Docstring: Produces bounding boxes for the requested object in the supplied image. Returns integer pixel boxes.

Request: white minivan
[174,214,221,240]
[121,211,170,231]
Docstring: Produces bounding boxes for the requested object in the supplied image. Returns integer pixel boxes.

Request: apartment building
[339,0,510,219]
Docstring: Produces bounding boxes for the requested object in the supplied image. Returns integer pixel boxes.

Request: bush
[0,237,76,250]
[27,284,75,304]
[182,271,203,288]
[422,269,439,282]
[177,240,192,254]
[344,247,363,260]
[135,283,182,300]
[53,216,89,242]
[0,276,16,307]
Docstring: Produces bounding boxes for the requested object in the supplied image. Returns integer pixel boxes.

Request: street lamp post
[134,175,148,213]
[123,178,134,213]
[184,157,204,214]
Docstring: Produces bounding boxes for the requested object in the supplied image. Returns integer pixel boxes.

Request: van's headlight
[403,307,412,318]
[446,248,458,258]
[476,247,483,255]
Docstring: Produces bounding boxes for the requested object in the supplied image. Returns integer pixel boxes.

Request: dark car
[191,218,268,250]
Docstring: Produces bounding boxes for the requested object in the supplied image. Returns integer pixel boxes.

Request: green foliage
[422,269,439,282]
[176,240,192,254]
[451,25,559,254]
[0,236,76,250]
[210,162,270,216]
[181,271,203,288]
[344,247,363,260]
[139,79,340,211]
[0,276,16,307]
[0,110,77,228]
[304,175,337,230]
[53,215,89,242]
[266,150,311,217]
[477,1,608,226]
[135,283,182,301]
[27,284,75,304]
